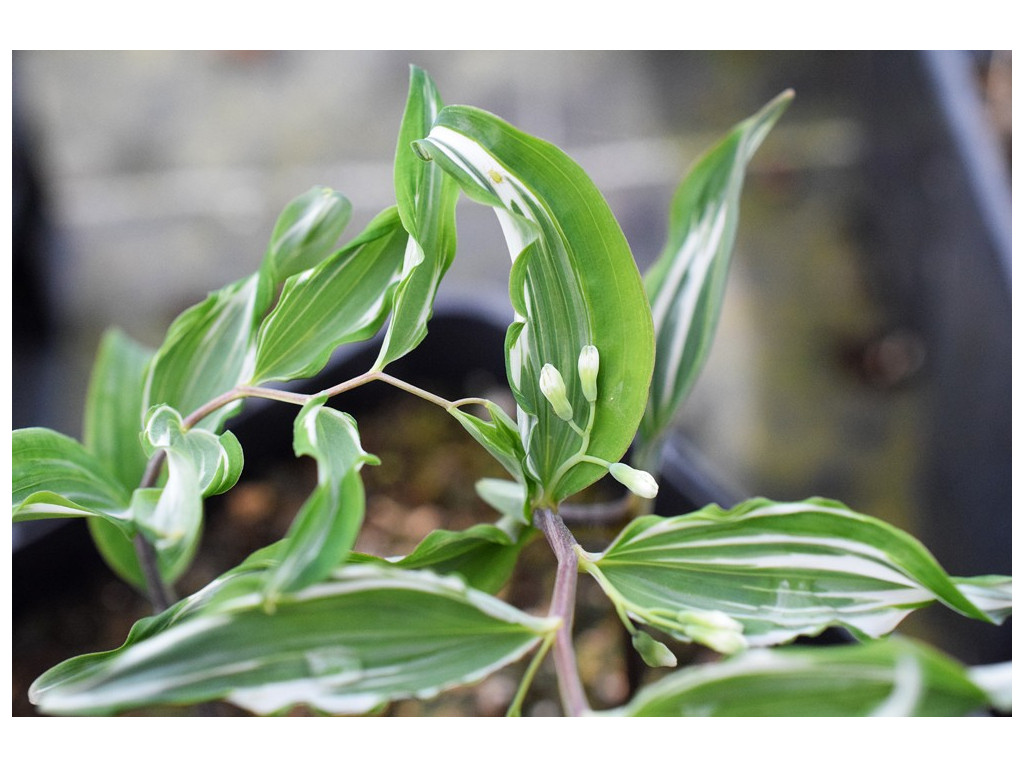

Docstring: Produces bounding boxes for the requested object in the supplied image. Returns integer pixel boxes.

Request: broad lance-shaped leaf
[263,399,378,604]
[146,187,354,427]
[351,522,533,594]
[144,273,261,432]
[619,637,1003,717]
[84,328,154,491]
[12,428,131,529]
[261,186,352,284]
[29,564,556,716]
[581,498,1011,652]
[251,207,407,384]
[82,328,158,589]
[373,65,459,370]
[640,90,793,452]
[414,107,655,505]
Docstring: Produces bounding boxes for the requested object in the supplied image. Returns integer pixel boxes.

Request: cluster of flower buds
[538,345,659,500]
[540,345,600,421]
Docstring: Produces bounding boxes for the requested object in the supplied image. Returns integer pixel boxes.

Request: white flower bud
[578,345,599,402]
[609,462,659,498]
[677,610,747,655]
[539,364,574,421]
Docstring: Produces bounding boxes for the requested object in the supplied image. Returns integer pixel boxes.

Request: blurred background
[12,51,1011,681]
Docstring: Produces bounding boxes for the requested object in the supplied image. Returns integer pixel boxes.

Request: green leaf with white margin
[144,273,262,432]
[261,186,352,284]
[29,564,556,716]
[126,485,201,587]
[133,405,244,581]
[24,543,296,705]
[129,449,201,578]
[82,328,158,589]
[448,399,528,485]
[12,428,132,530]
[142,405,243,499]
[146,187,354,425]
[951,575,1013,623]
[251,207,407,384]
[382,521,532,594]
[84,328,154,491]
[580,497,1010,653]
[414,107,655,506]
[619,637,1000,716]
[263,399,379,605]
[640,91,793,449]
[373,66,459,370]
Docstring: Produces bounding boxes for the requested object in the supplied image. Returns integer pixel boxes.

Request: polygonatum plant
[12,65,1011,717]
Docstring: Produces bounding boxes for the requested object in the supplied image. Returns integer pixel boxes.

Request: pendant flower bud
[540,364,574,421]
[677,610,747,655]
[578,345,599,402]
[609,462,659,498]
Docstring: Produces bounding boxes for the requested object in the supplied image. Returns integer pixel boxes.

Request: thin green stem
[449,396,493,410]
[372,372,456,409]
[314,370,381,401]
[506,633,555,717]
[546,399,599,493]
[533,507,590,717]
[183,385,311,430]
[577,554,637,633]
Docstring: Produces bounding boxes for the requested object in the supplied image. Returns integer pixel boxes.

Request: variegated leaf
[29,565,555,716]
[252,207,407,384]
[144,274,262,432]
[81,328,157,588]
[448,399,527,485]
[262,399,378,604]
[582,498,1010,651]
[378,522,530,594]
[414,107,655,506]
[640,91,792,452]
[12,427,131,529]
[373,65,459,369]
[83,328,154,492]
[261,186,352,284]
[620,637,1001,717]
